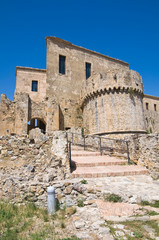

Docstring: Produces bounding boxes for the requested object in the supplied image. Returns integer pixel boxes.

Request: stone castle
[0,37,159,136]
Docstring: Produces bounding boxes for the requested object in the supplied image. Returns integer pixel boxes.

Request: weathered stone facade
[143,95,159,133]
[0,130,70,205]
[0,37,158,135]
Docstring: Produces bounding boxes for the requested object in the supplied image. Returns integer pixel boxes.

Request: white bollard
[47,186,55,215]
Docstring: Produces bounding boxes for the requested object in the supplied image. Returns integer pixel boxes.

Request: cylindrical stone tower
[81,69,146,135]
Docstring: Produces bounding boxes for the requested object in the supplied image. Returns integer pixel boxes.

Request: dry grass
[0,201,79,240]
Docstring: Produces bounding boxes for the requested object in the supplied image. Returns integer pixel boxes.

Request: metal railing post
[99,137,102,155]
[69,141,72,169]
[66,132,68,153]
[72,133,74,145]
[83,135,86,150]
[126,141,130,164]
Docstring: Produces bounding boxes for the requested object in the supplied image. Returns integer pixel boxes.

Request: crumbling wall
[14,92,29,135]
[0,94,15,135]
[127,134,159,179]
[0,130,70,205]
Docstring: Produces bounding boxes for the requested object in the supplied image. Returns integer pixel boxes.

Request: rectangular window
[59,55,66,74]
[86,62,91,79]
[32,81,38,92]
[146,102,149,110]
[154,104,157,111]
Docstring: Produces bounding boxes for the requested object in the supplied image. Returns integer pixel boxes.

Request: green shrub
[133,230,143,238]
[80,179,87,184]
[141,200,159,208]
[77,199,84,207]
[61,222,66,228]
[104,193,122,203]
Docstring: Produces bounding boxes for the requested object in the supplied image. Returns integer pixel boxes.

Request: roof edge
[144,94,159,100]
[46,36,129,67]
[16,66,46,76]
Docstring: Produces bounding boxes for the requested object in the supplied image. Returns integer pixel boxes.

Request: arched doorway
[28,118,46,134]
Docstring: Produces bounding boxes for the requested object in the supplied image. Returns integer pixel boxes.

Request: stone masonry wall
[0,94,15,136]
[143,95,159,133]
[125,134,159,179]
[0,130,70,206]
[15,67,46,103]
[82,69,146,134]
[46,37,129,130]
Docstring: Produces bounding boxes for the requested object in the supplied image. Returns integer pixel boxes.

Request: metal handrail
[66,131,130,165]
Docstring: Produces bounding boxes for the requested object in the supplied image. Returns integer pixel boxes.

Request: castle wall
[15,68,61,133]
[15,67,46,102]
[46,37,129,129]
[0,94,15,136]
[14,93,29,135]
[1,37,159,136]
[82,70,146,134]
[143,95,159,133]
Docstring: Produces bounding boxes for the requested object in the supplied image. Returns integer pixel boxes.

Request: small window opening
[154,104,157,111]
[86,62,91,79]
[146,102,149,110]
[32,81,38,92]
[35,119,38,127]
[59,55,66,74]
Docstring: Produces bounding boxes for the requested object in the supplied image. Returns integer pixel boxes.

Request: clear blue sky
[1,0,159,100]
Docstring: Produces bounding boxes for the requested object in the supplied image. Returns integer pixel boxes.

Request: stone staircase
[71,146,148,178]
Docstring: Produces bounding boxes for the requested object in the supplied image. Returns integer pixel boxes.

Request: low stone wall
[0,130,70,205]
[127,134,159,179]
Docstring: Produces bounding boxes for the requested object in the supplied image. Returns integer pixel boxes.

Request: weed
[104,193,122,203]
[146,210,159,216]
[43,213,49,222]
[140,200,150,206]
[146,220,159,236]
[80,179,87,184]
[77,199,84,207]
[128,87,135,97]
[30,231,46,240]
[61,222,66,228]
[133,230,143,238]
[60,237,80,240]
[141,200,159,208]
[25,202,37,218]
[51,212,58,220]
[73,208,77,214]
[152,200,159,208]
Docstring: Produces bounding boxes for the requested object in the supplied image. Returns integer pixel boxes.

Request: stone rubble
[0,130,159,239]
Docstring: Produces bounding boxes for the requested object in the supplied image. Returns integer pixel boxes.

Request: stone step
[72,165,148,178]
[71,150,100,157]
[71,145,86,151]
[71,155,127,167]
